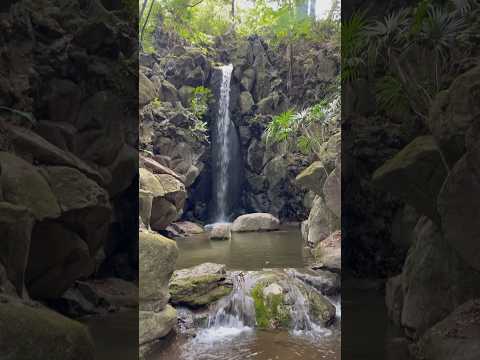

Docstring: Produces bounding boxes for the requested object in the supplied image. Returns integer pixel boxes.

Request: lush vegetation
[139,0,340,51]
[342,0,480,120]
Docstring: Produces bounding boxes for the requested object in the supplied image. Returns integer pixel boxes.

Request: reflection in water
[176,227,309,270]
[82,311,138,360]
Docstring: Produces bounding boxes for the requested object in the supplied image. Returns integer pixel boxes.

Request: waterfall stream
[211,64,241,222]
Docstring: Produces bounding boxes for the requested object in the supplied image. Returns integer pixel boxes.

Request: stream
[148,227,341,360]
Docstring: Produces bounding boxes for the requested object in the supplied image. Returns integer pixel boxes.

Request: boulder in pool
[169,263,232,307]
[231,213,280,233]
[208,223,232,240]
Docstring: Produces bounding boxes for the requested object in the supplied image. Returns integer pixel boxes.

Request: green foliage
[341,10,368,82]
[265,95,339,157]
[190,86,212,119]
[375,75,409,114]
[151,97,162,109]
[0,106,36,125]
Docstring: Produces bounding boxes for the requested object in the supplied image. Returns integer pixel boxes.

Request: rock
[167,221,204,237]
[295,161,328,195]
[185,66,205,87]
[6,125,104,184]
[401,217,480,338]
[35,121,76,152]
[169,263,232,307]
[139,305,177,346]
[415,299,480,360]
[385,275,403,326]
[257,93,277,114]
[107,144,138,197]
[307,289,337,326]
[42,166,112,253]
[47,78,82,124]
[428,65,480,166]
[138,188,152,229]
[139,232,178,311]
[372,136,447,222]
[208,223,232,240]
[0,152,60,221]
[139,154,184,182]
[231,213,280,232]
[26,221,94,299]
[437,153,480,272]
[312,230,341,273]
[304,196,337,247]
[157,174,186,210]
[239,91,254,114]
[158,80,179,103]
[0,298,95,360]
[323,166,341,217]
[263,283,283,297]
[140,73,157,107]
[240,68,255,92]
[0,202,34,296]
[178,85,194,107]
[288,268,340,296]
[390,205,420,251]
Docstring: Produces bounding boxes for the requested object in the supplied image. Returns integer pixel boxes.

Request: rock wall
[377,65,480,357]
[0,0,138,357]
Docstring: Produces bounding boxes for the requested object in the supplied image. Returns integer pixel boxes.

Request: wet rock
[0,297,95,360]
[208,223,232,240]
[169,263,232,308]
[288,268,340,296]
[231,213,280,232]
[166,221,204,238]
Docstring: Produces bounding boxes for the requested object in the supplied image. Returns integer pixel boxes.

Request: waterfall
[197,270,334,341]
[211,64,241,222]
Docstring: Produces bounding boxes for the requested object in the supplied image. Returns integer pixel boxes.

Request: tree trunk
[140,0,155,50]
[140,0,149,24]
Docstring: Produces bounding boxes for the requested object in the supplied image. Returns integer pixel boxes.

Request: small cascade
[195,270,336,342]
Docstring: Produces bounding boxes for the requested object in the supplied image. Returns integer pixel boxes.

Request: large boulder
[0,298,95,360]
[414,299,480,360]
[323,166,341,217]
[0,152,60,221]
[401,217,480,338]
[312,230,341,273]
[26,221,94,299]
[169,263,232,307]
[437,152,480,272]
[295,161,328,195]
[139,73,157,107]
[385,275,403,326]
[208,223,232,240]
[139,305,177,346]
[0,202,34,296]
[372,136,447,222]
[428,65,480,166]
[139,231,178,311]
[231,213,280,232]
[304,196,337,247]
[239,91,254,114]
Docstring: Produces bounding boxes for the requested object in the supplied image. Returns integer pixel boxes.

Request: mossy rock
[0,299,94,360]
[251,282,291,329]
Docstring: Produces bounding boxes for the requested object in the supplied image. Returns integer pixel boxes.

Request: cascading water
[211,64,242,222]
[194,270,335,343]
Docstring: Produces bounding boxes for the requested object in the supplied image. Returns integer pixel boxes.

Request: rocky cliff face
[140,32,339,223]
[375,65,480,357]
[0,0,138,357]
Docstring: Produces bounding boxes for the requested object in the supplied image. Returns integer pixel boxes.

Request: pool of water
[152,227,340,360]
[82,311,138,360]
[176,226,310,270]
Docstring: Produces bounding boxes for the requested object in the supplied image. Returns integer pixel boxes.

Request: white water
[214,64,234,222]
[194,270,334,343]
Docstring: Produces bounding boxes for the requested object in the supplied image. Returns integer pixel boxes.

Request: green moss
[251,283,291,329]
